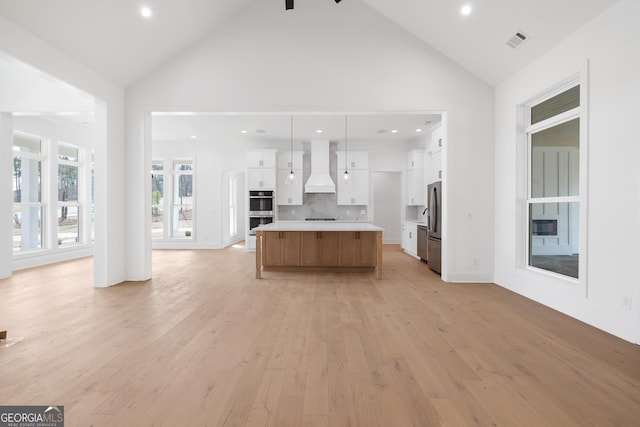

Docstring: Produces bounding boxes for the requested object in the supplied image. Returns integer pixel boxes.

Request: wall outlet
[622,296,632,310]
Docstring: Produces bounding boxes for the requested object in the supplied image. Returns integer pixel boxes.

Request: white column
[0,113,13,278]
[93,99,126,287]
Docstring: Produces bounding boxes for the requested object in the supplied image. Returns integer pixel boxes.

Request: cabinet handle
[355,232,360,240]
[351,161,356,168]
[351,197,355,204]
[409,232,412,238]
[288,197,292,204]
[438,170,442,179]
[259,160,264,166]
[438,138,443,147]
[317,231,321,239]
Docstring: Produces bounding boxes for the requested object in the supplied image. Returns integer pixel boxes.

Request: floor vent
[507,31,529,48]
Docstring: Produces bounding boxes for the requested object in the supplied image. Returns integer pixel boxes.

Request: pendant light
[343,114,350,183]
[287,115,295,183]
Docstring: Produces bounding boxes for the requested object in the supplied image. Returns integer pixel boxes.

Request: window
[58,144,80,246]
[12,133,45,252]
[151,160,164,239]
[171,160,193,239]
[12,131,91,256]
[525,83,581,278]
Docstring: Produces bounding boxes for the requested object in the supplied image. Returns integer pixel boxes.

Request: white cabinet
[336,151,369,206]
[407,149,425,206]
[247,150,276,168]
[340,151,368,170]
[407,169,425,206]
[401,221,418,257]
[247,150,276,190]
[407,149,425,169]
[277,170,303,205]
[429,150,442,184]
[277,151,303,170]
[277,151,303,205]
[427,126,443,184]
[248,167,276,189]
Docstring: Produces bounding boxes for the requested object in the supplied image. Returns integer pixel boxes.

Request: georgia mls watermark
[0,406,64,427]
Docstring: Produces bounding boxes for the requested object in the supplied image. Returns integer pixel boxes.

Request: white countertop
[256,221,384,232]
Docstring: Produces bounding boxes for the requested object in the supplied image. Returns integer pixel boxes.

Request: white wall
[0,16,126,287]
[126,0,495,283]
[494,0,640,343]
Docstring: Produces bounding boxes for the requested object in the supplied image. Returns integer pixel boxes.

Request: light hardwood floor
[1,245,639,426]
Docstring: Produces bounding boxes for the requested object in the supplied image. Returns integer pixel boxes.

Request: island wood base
[256,230,382,279]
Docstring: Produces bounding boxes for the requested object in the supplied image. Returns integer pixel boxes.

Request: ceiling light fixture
[190,135,197,139]
[391,129,398,134]
[315,129,323,134]
[416,128,423,133]
[140,6,152,18]
[460,4,472,16]
[240,130,248,134]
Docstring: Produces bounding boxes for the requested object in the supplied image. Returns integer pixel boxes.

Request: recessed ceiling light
[190,135,197,139]
[140,6,152,18]
[391,129,398,133]
[461,4,472,16]
[315,129,323,134]
[240,130,248,134]
[416,128,423,133]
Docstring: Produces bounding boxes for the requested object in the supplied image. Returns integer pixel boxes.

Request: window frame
[57,142,82,247]
[522,76,588,284]
[170,159,194,240]
[12,132,47,253]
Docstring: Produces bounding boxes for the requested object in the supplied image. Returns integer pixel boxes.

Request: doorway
[373,171,402,244]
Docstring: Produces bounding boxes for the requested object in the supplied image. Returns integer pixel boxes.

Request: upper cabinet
[277,151,304,171]
[247,150,277,168]
[431,125,444,153]
[277,151,304,206]
[247,150,277,190]
[427,125,444,184]
[407,149,425,170]
[336,151,369,206]
[407,149,425,206]
[340,151,369,170]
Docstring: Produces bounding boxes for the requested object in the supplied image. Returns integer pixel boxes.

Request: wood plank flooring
[1,245,639,426]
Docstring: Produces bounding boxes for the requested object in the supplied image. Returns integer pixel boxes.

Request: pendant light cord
[344,114,349,178]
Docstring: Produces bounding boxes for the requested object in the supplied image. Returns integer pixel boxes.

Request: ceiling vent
[507,31,529,48]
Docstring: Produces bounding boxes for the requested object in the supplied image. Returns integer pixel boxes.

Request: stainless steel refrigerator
[427,181,442,274]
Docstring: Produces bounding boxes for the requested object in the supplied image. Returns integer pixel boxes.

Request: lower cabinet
[301,231,339,266]
[263,231,301,266]
[263,231,377,267]
[338,231,377,267]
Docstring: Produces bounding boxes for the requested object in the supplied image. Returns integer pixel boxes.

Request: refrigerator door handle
[432,187,438,233]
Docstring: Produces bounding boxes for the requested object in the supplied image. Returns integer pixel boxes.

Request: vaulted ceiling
[0,0,618,87]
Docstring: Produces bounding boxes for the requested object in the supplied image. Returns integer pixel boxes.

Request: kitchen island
[255,222,384,279]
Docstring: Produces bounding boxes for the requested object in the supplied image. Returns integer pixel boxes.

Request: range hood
[304,139,336,193]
